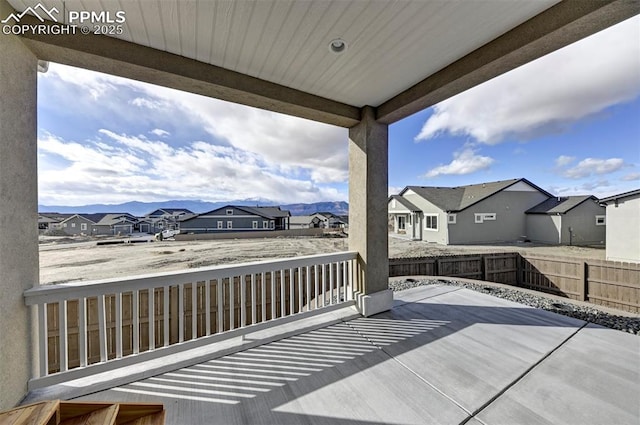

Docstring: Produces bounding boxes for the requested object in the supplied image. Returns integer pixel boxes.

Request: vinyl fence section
[390,253,639,313]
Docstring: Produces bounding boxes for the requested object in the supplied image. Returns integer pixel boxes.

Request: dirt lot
[39,234,605,285]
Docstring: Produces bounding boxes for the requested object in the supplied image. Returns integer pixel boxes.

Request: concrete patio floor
[74,285,640,425]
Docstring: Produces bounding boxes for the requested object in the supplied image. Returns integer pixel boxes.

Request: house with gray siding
[145,208,195,232]
[389,178,552,244]
[180,205,291,234]
[57,213,138,236]
[600,189,640,263]
[525,196,605,245]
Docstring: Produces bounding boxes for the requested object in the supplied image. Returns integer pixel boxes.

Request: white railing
[24,251,358,387]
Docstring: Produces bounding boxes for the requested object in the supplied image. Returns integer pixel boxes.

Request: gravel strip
[390,278,640,336]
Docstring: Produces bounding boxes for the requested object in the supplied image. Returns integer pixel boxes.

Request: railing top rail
[24,251,358,305]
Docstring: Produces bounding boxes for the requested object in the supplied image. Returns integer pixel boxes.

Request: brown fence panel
[484,253,519,285]
[519,255,584,300]
[389,257,436,277]
[586,260,640,313]
[437,255,483,279]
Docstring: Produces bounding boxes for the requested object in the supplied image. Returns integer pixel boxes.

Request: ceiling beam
[17,17,361,128]
[376,0,640,125]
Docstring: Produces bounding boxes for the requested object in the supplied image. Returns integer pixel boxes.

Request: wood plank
[0,401,58,425]
[60,404,118,425]
[119,410,165,425]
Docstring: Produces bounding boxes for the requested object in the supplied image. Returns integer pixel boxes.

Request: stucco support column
[0,1,39,408]
[349,106,392,317]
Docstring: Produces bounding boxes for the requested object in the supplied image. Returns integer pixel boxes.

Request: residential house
[145,208,195,232]
[38,213,73,232]
[599,189,640,263]
[388,195,422,239]
[180,205,291,234]
[58,213,138,236]
[311,212,348,229]
[289,215,323,229]
[525,196,605,245]
[389,178,552,244]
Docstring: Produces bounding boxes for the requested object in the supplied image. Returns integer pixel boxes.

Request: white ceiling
[8,0,560,108]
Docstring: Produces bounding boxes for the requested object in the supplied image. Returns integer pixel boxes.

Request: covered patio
[1,0,638,415]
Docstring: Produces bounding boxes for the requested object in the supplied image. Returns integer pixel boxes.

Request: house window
[227,221,233,229]
[226,209,233,215]
[595,215,606,226]
[448,214,456,224]
[252,221,258,229]
[217,221,223,229]
[408,215,412,226]
[425,214,438,231]
[263,221,268,228]
[270,221,275,229]
[71,223,76,228]
[475,213,496,223]
[81,223,87,231]
[63,223,67,228]
[397,216,406,230]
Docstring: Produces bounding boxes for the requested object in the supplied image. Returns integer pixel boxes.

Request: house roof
[389,195,421,212]
[249,206,291,218]
[599,189,640,204]
[184,205,291,222]
[402,178,552,212]
[525,196,598,214]
[147,208,195,217]
[39,213,74,222]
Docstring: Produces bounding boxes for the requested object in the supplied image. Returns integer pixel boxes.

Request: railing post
[38,305,48,378]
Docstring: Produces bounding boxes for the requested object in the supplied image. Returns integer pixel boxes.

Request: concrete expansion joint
[460,321,590,424]
[343,320,383,351]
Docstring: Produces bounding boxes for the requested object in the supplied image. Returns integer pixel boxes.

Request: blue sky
[38,16,639,206]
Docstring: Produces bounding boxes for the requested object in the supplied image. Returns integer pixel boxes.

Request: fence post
[482,256,488,281]
[516,255,523,286]
[579,261,588,301]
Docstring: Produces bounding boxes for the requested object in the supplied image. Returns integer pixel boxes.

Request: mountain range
[38,200,349,217]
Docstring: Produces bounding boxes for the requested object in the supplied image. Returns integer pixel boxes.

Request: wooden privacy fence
[390,253,640,313]
[24,251,357,387]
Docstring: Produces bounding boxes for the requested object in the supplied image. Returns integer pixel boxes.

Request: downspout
[558,214,562,244]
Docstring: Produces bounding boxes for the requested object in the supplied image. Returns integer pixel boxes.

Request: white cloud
[388,186,404,196]
[578,180,611,191]
[621,172,640,181]
[131,97,165,109]
[424,148,494,178]
[563,158,625,179]
[150,128,170,137]
[38,131,345,206]
[555,155,576,167]
[44,62,348,185]
[415,16,640,144]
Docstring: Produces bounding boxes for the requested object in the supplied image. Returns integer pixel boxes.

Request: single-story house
[289,215,323,229]
[525,196,605,245]
[57,213,138,236]
[389,178,552,244]
[180,205,291,234]
[599,189,640,263]
[311,212,348,229]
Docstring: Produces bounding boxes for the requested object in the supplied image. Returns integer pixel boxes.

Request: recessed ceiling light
[329,38,347,54]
